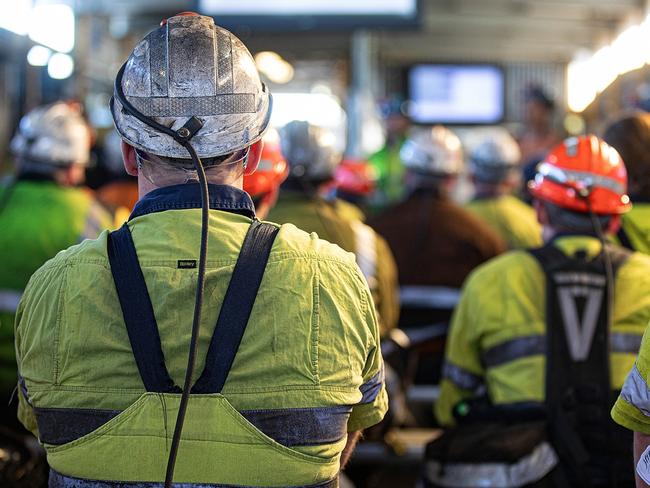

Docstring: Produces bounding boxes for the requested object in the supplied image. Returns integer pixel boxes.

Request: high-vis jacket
[268,190,399,337]
[15,184,387,487]
[465,194,542,250]
[615,202,650,254]
[0,178,111,397]
[436,235,650,426]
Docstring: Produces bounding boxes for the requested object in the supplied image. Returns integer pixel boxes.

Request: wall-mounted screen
[408,64,504,125]
[197,0,418,30]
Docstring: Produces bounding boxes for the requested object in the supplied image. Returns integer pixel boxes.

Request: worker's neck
[473,183,510,200]
[137,175,244,199]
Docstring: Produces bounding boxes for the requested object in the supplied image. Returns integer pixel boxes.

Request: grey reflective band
[35,408,121,445]
[441,360,483,391]
[240,406,352,447]
[49,470,338,488]
[351,221,377,289]
[481,335,545,369]
[127,94,256,117]
[557,286,603,361]
[425,442,558,488]
[359,366,385,404]
[0,289,22,312]
[399,286,461,309]
[620,365,650,417]
[482,332,642,368]
[537,162,626,195]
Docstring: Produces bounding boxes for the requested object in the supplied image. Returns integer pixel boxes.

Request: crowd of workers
[2,11,650,488]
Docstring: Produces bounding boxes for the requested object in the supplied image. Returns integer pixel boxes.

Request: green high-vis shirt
[437,236,650,427]
[614,203,650,254]
[465,195,542,250]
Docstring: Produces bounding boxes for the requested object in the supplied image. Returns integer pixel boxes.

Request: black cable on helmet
[113,62,208,488]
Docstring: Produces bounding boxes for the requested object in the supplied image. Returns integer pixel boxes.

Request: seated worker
[466,130,542,249]
[432,135,650,487]
[242,130,289,219]
[369,126,506,320]
[603,113,650,254]
[268,120,399,336]
[15,14,387,487]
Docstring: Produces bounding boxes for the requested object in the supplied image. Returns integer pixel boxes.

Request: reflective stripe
[49,470,338,488]
[441,360,483,391]
[359,366,385,404]
[399,286,461,309]
[425,441,558,488]
[351,221,377,289]
[537,162,626,195]
[35,408,121,445]
[241,406,352,446]
[0,289,21,313]
[482,332,643,368]
[621,365,650,417]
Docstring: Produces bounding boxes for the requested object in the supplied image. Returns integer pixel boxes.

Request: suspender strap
[192,220,279,393]
[107,224,180,393]
[617,226,634,251]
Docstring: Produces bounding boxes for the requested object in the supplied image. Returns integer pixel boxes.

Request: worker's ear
[533,199,549,226]
[607,214,622,235]
[121,141,138,176]
[244,140,263,176]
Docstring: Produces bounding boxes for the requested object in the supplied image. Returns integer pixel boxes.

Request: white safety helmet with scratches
[10,101,92,167]
[400,126,463,176]
[469,131,521,183]
[111,13,271,159]
[280,120,343,181]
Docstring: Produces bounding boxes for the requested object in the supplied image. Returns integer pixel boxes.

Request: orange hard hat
[528,135,631,215]
[333,159,378,196]
[243,138,289,199]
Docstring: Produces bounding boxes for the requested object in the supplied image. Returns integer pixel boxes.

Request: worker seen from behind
[328,158,378,222]
[430,135,649,487]
[465,130,542,249]
[603,113,650,254]
[268,120,399,337]
[0,101,111,422]
[369,126,506,325]
[15,14,386,487]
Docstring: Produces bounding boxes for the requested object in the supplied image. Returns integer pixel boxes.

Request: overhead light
[0,0,32,36]
[29,4,75,53]
[27,45,52,66]
[48,53,74,79]
[271,93,346,129]
[254,51,294,84]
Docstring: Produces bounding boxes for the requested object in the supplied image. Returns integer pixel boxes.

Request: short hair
[137,149,237,169]
[603,113,650,200]
[543,202,612,234]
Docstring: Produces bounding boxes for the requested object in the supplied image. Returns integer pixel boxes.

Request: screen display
[408,65,504,125]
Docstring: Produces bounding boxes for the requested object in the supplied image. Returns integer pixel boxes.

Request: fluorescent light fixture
[48,53,74,79]
[0,0,32,36]
[29,4,75,53]
[27,45,52,66]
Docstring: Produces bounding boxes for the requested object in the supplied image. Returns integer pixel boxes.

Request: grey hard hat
[111,14,271,159]
[11,101,91,167]
[400,126,464,176]
[469,131,521,183]
[280,120,343,181]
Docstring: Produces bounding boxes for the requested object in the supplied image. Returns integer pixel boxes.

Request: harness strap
[107,224,180,393]
[617,226,634,251]
[192,220,279,393]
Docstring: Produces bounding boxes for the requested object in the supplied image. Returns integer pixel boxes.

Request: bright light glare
[568,18,650,113]
[255,51,294,84]
[0,0,32,35]
[47,53,74,79]
[271,93,346,129]
[29,4,75,53]
[27,45,51,66]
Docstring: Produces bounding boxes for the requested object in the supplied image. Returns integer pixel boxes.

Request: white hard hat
[111,13,271,159]
[400,126,463,176]
[469,131,521,182]
[280,120,344,181]
[10,101,91,167]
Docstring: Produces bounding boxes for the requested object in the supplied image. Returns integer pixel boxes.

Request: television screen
[408,64,504,125]
[197,0,418,29]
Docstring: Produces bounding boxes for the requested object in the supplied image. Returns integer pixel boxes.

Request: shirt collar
[129,183,256,220]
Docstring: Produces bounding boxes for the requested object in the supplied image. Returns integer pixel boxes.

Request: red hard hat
[333,159,378,196]
[528,135,631,215]
[243,138,289,198]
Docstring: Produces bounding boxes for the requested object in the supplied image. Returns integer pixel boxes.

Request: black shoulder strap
[107,224,180,393]
[528,241,630,275]
[617,226,634,251]
[192,220,279,393]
